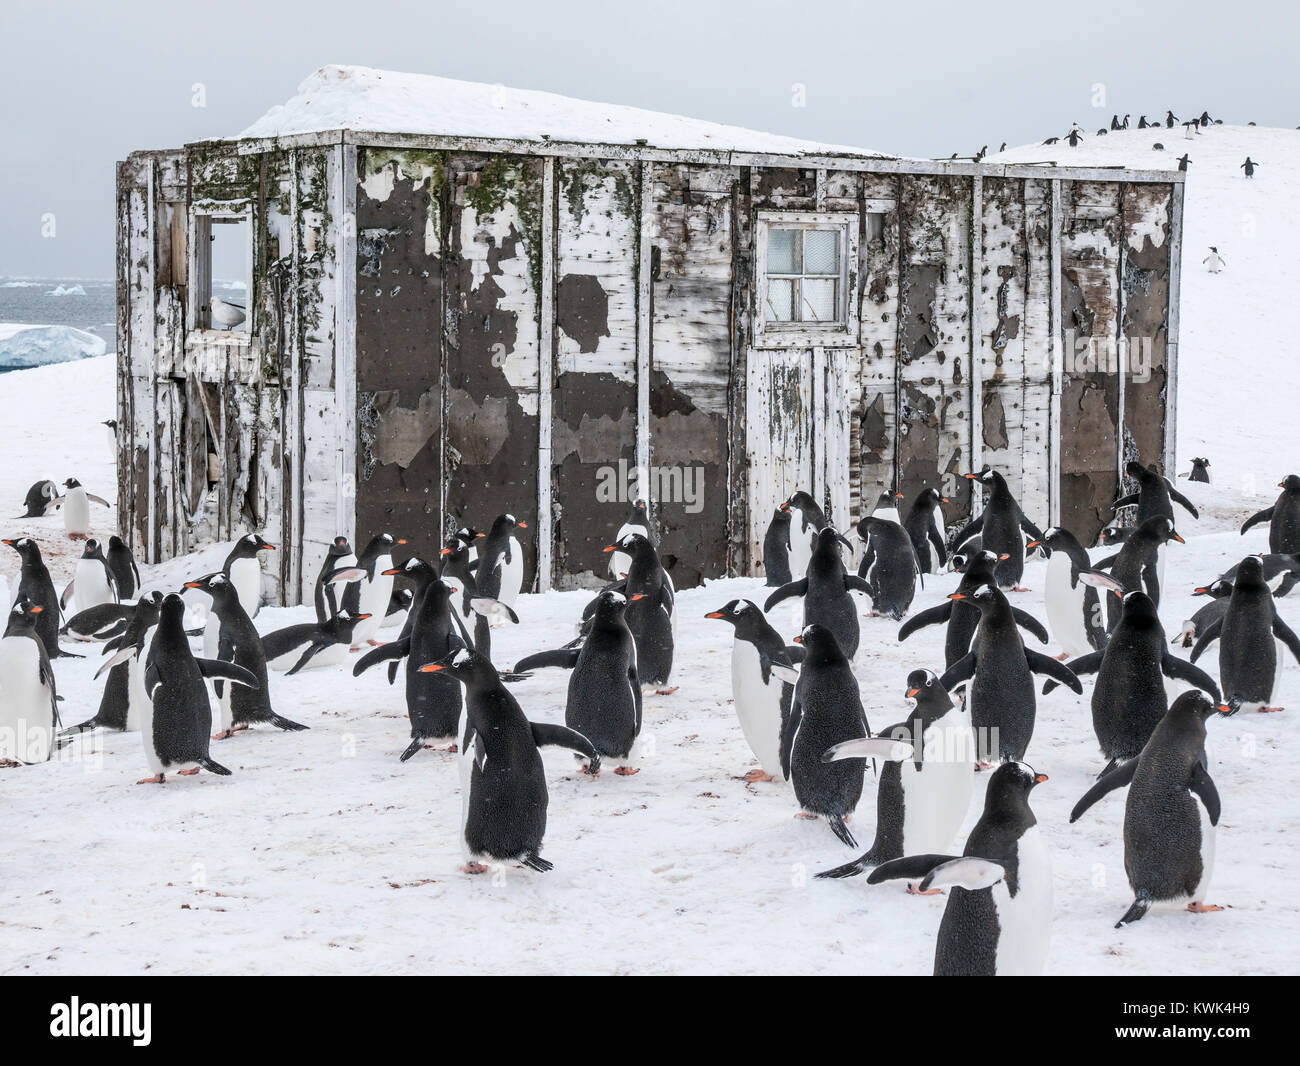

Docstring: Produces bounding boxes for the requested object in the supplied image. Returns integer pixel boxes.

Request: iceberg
[45,283,87,296]
[0,323,107,369]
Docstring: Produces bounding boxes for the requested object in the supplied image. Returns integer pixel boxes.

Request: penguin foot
[231,724,249,732]
[743,769,774,782]
[1011,586,1032,592]
[906,883,943,896]
[178,768,200,776]
[655,686,679,695]
[0,758,22,768]
[136,774,165,784]
[1187,901,1224,913]
[212,730,232,740]
[794,812,819,820]
[367,639,384,646]
[462,862,490,875]
[1260,706,1285,713]
[580,762,600,775]
[1054,652,1070,661]
[613,766,640,776]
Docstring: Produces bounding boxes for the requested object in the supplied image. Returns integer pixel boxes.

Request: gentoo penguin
[1240,474,1300,553]
[898,549,1049,669]
[704,598,800,782]
[102,419,118,463]
[106,536,140,601]
[1112,461,1199,525]
[1071,692,1231,927]
[17,479,58,518]
[475,514,526,609]
[1173,579,1234,648]
[262,611,369,674]
[816,669,975,883]
[1240,157,1258,178]
[870,489,904,527]
[421,648,600,873]
[0,599,59,765]
[1191,555,1300,712]
[61,538,117,615]
[439,535,479,623]
[609,499,651,580]
[516,589,642,775]
[2,537,70,658]
[136,594,256,783]
[940,586,1081,762]
[352,555,440,685]
[220,532,275,619]
[1092,515,1184,631]
[184,572,307,738]
[1028,527,1121,658]
[762,507,793,587]
[1096,523,1132,548]
[1216,553,1300,597]
[64,595,162,734]
[51,477,111,540]
[314,536,356,622]
[951,469,1045,590]
[902,487,949,574]
[1166,110,1177,127]
[1045,591,1220,772]
[604,532,675,689]
[1187,457,1211,484]
[354,569,468,760]
[782,490,827,579]
[61,602,132,644]
[868,762,1053,976]
[766,528,873,658]
[855,515,921,620]
[345,533,404,647]
[781,623,871,847]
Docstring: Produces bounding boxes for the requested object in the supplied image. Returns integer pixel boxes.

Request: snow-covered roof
[236,65,891,159]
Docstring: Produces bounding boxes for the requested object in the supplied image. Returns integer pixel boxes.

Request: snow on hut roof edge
[234,65,896,159]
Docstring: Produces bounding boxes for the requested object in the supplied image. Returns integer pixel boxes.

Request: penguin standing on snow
[704,598,800,782]
[781,623,871,847]
[951,469,1045,590]
[342,533,404,647]
[1092,515,1185,631]
[106,536,140,601]
[0,599,60,765]
[51,477,111,540]
[421,648,600,873]
[1028,527,1121,658]
[868,762,1053,976]
[782,490,827,579]
[1187,457,1212,483]
[17,479,58,519]
[898,549,1049,669]
[353,556,440,685]
[516,589,642,775]
[3,538,70,658]
[136,594,257,783]
[1113,460,1199,525]
[604,532,675,689]
[61,538,117,616]
[262,611,370,674]
[902,487,949,574]
[609,499,651,580]
[941,586,1081,762]
[1215,553,1300,595]
[184,572,307,738]
[220,533,275,619]
[816,669,975,884]
[856,515,922,620]
[314,536,356,622]
[870,489,904,527]
[64,594,162,735]
[766,528,873,658]
[1240,157,1258,178]
[1240,475,1300,553]
[475,514,527,609]
[1191,555,1300,712]
[762,507,793,587]
[1173,579,1233,648]
[1071,691,1231,927]
[1045,591,1220,772]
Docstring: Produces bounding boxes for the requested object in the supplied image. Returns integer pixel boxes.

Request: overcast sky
[3,0,1297,277]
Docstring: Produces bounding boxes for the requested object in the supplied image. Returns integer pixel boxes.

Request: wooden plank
[537,156,556,591]
[969,171,984,511]
[1165,180,1184,477]
[636,160,652,498]
[335,144,358,544]
[1049,178,1062,526]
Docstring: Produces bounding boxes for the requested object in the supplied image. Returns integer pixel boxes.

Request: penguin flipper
[353,638,410,677]
[1271,612,1300,666]
[286,641,332,676]
[1019,515,1046,543]
[949,512,984,551]
[195,659,258,688]
[1112,492,1139,511]
[865,853,959,885]
[1009,607,1050,644]
[927,522,947,569]
[897,601,952,642]
[939,650,977,691]
[60,579,75,610]
[520,853,554,873]
[826,814,858,849]
[785,644,806,664]
[1167,485,1199,519]
[1026,649,1082,693]
[1160,650,1221,703]
[196,756,233,776]
[529,722,600,773]
[780,691,802,780]
[470,597,519,625]
[1070,758,1138,822]
[919,857,1007,892]
[267,712,310,732]
[815,852,876,879]
[86,494,112,508]
[843,574,875,599]
[821,735,913,763]
[1240,506,1273,535]
[763,578,808,611]
[1188,762,1221,825]
[1115,894,1152,928]
[1188,616,1223,663]
[513,647,581,673]
[1042,649,1102,694]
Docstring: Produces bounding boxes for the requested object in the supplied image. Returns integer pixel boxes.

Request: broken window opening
[192,213,251,333]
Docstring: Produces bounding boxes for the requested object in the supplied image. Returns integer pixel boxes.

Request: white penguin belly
[901,719,975,853]
[787,508,814,579]
[202,613,230,732]
[229,556,261,618]
[992,826,1053,976]
[730,639,787,782]
[73,559,116,613]
[269,640,348,672]
[63,489,90,535]
[609,521,648,579]
[498,538,523,607]
[0,638,54,762]
[1044,553,1091,658]
[352,556,393,646]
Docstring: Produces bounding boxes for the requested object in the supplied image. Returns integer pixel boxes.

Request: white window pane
[801,278,837,322]
[804,229,839,274]
[767,278,795,321]
[767,229,801,274]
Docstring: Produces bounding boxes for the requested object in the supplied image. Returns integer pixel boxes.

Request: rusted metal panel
[551,159,639,587]
[1120,183,1172,476]
[1059,180,1122,541]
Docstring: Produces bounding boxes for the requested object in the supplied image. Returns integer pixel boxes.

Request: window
[189,204,252,333]
[755,212,857,346]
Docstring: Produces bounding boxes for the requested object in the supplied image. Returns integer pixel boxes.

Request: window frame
[187,198,254,336]
[753,211,858,349]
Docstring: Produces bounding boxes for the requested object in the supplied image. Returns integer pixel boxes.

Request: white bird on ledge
[209,296,246,330]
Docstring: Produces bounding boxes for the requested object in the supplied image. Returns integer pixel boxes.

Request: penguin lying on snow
[855,516,921,620]
[1173,579,1233,648]
[781,623,871,847]
[817,669,975,886]
[951,469,1045,590]
[421,648,601,873]
[868,762,1053,976]
[16,479,58,519]
[1191,555,1300,713]
[1028,527,1123,658]
[66,594,162,735]
[766,527,873,658]
[62,601,132,643]
[1045,591,1220,773]
[0,599,61,765]
[262,611,371,674]
[1071,692,1231,927]
[1215,552,1300,597]
[1240,474,1300,554]
[516,590,642,775]
[704,598,802,782]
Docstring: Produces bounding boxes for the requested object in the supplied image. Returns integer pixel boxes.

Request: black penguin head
[987,761,1048,805]
[233,532,275,558]
[915,487,948,510]
[1173,690,1235,722]
[81,538,103,559]
[1280,475,1300,495]
[492,513,526,534]
[786,490,817,510]
[955,551,1004,593]
[951,585,1000,614]
[904,668,954,716]
[964,467,1002,489]
[4,597,42,636]
[453,526,483,546]
[420,646,488,686]
[1235,555,1266,587]
[606,531,653,562]
[327,610,370,639]
[875,490,903,509]
[815,526,853,556]
[102,419,118,431]
[183,571,237,604]
[704,598,760,636]
[1193,578,1232,598]
[1125,460,1154,482]
[2,536,41,562]
[1120,590,1160,623]
[629,499,649,522]
[1141,515,1184,546]
[159,593,187,628]
[359,533,405,561]
[63,477,81,489]
[1096,524,1125,546]
[327,535,354,558]
[108,535,127,552]
[593,589,629,621]
[793,622,846,663]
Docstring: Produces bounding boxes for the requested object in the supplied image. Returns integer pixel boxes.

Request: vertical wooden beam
[969,169,984,510]
[1048,178,1063,526]
[812,345,827,510]
[144,158,159,562]
[635,159,652,500]
[537,157,556,591]
[1116,183,1128,484]
[1164,181,1185,478]
[287,149,304,603]
[335,143,358,545]
[815,168,827,210]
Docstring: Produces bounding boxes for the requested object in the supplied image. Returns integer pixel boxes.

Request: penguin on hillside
[950,469,1045,590]
[1240,474,1300,553]
[762,507,793,587]
[766,527,873,658]
[902,487,949,574]
[1071,691,1231,927]
[106,536,140,601]
[49,477,111,540]
[856,515,922,620]
[61,538,117,615]
[16,479,58,519]
[867,762,1053,976]
[2,537,72,658]
[0,599,60,765]
[1027,526,1122,658]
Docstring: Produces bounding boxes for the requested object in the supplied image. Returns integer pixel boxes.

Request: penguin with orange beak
[1090,515,1185,633]
[950,469,1045,590]
[1240,474,1300,553]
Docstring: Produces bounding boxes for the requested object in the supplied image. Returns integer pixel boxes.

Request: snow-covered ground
[2,127,1299,977]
